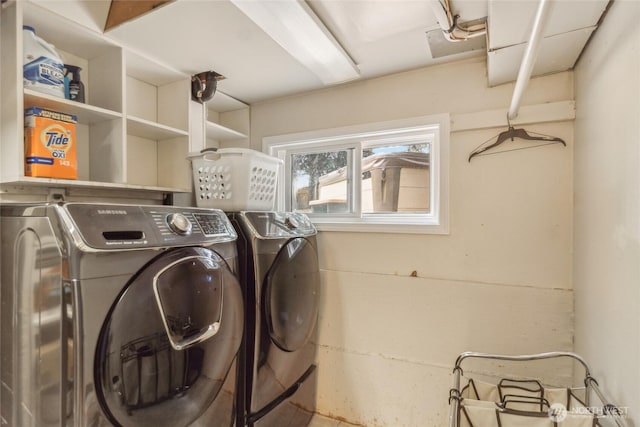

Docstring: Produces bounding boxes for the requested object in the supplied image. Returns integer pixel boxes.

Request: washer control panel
[62,203,237,249]
[166,212,193,235]
[193,213,229,236]
[284,216,300,230]
[150,208,236,243]
[242,211,316,239]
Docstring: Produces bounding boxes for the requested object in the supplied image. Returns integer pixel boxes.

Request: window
[264,114,449,234]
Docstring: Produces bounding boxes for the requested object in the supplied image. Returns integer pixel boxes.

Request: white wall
[250,58,575,426]
[574,0,640,423]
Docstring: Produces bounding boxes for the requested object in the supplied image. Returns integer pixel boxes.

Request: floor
[309,414,361,427]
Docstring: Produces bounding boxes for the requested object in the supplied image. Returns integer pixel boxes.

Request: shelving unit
[206,121,247,141]
[127,116,189,140]
[24,89,122,124]
[205,91,250,149]
[0,0,197,196]
[123,49,191,190]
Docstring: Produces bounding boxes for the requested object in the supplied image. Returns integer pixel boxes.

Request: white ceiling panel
[488,0,608,50]
[106,0,322,103]
[308,1,444,76]
[487,26,596,86]
[105,0,491,103]
[39,0,611,104]
[308,0,438,49]
[125,50,186,87]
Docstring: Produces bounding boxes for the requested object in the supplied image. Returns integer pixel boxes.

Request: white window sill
[310,216,449,234]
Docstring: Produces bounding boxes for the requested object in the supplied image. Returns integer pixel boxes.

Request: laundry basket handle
[453,351,592,375]
[200,147,221,161]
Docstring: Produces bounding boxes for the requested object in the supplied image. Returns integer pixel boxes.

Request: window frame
[263,114,450,234]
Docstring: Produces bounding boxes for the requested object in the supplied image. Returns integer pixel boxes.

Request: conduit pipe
[507,0,552,120]
[429,0,486,42]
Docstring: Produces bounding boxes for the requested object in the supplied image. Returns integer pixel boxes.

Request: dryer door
[265,237,320,352]
[94,246,243,427]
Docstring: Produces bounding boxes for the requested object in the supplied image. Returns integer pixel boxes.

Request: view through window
[290,143,431,215]
[265,114,449,233]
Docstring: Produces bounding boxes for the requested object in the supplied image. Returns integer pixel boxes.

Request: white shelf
[207,90,248,113]
[127,115,188,140]
[1,177,188,194]
[1,1,197,196]
[204,91,250,146]
[206,121,248,140]
[24,89,122,124]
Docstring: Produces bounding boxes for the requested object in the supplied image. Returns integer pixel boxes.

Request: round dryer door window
[95,247,243,427]
[265,237,320,352]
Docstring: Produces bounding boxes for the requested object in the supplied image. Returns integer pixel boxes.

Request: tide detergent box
[24,107,77,179]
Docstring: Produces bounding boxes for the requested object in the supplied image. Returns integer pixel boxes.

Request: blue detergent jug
[23,25,65,98]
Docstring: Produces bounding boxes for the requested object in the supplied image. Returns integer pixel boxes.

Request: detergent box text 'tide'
[24,107,77,179]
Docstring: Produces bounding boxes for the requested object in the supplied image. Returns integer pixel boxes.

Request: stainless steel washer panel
[1,203,239,280]
[60,203,237,250]
[1,202,241,427]
[233,211,319,427]
[240,211,316,240]
[1,214,63,427]
[239,210,317,281]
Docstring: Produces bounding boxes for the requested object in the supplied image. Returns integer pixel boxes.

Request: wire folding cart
[449,352,629,427]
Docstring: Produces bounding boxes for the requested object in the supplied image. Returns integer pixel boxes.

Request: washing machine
[0,202,243,427]
[228,211,320,427]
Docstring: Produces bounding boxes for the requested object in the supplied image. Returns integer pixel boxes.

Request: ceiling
[42,0,610,106]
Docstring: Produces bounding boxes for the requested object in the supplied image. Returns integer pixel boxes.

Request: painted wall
[573,0,640,423]
[250,58,575,426]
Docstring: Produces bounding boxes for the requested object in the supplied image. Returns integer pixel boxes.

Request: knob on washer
[284,216,299,229]
[167,213,192,235]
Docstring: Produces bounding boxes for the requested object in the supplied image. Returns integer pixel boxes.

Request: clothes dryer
[0,202,243,427]
[229,212,320,427]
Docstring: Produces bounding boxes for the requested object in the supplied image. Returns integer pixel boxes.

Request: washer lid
[95,246,242,427]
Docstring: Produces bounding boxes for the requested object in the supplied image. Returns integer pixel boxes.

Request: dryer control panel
[242,211,316,239]
[61,203,237,250]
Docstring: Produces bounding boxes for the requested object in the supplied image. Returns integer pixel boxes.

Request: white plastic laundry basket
[188,148,283,211]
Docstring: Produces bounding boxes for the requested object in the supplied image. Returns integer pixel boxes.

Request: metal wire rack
[449,352,629,427]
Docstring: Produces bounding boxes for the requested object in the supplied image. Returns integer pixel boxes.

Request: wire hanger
[468,115,566,162]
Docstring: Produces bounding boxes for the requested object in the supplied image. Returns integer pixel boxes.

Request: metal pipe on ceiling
[430,0,552,121]
[507,0,552,120]
[429,0,486,42]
